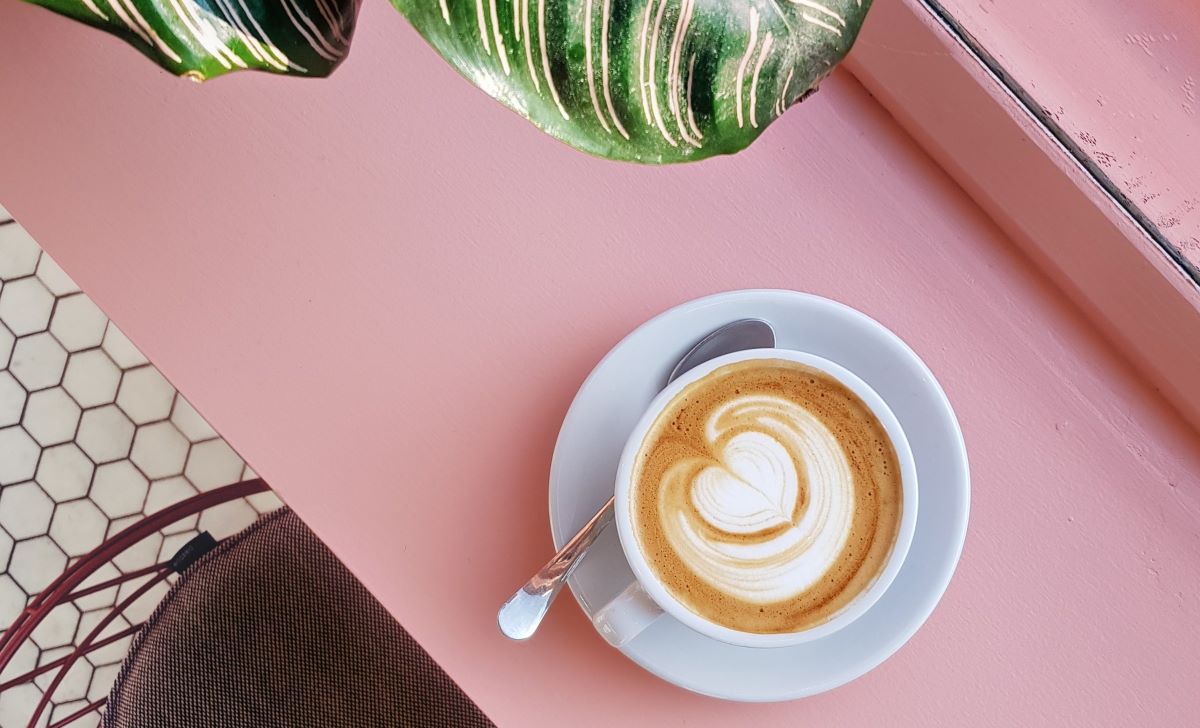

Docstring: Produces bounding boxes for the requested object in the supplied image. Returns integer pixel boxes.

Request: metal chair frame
[0,479,270,728]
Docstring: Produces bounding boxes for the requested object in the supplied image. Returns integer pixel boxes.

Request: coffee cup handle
[592,580,664,647]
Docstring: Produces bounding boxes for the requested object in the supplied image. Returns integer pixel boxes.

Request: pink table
[2,2,1199,724]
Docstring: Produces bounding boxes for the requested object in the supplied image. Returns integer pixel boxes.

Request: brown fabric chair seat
[103,508,493,728]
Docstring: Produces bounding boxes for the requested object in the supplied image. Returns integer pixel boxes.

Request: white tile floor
[0,207,281,727]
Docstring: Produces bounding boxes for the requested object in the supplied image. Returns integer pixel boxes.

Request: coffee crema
[631,359,903,634]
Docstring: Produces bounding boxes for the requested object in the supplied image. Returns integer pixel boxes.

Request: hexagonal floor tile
[0,527,12,571]
[116,365,175,425]
[48,293,108,352]
[157,530,201,565]
[88,663,122,703]
[90,460,149,518]
[104,513,138,540]
[9,332,68,391]
[185,438,244,492]
[0,639,39,694]
[0,324,14,368]
[111,528,163,574]
[9,536,67,593]
[130,421,189,479]
[0,683,47,728]
[75,405,134,464]
[36,649,81,707]
[61,349,121,408]
[35,253,80,296]
[49,500,108,557]
[0,481,54,539]
[170,395,217,442]
[0,426,40,485]
[82,613,134,668]
[75,616,128,674]
[43,654,92,703]
[0,222,41,279]
[49,699,101,728]
[197,498,258,538]
[72,613,132,681]
[76,608,111,644]
[0,369,25,427]
[36,645,70,672]
[31,602,81,650]
[115,574,169,625]
[0,276,54,335]
[22,387,81,446]
[162,513,201,536]
[0,573,27,627]
[101,322,147,369]
[69,562,120,611]
[247,489,284,515]
[144,475,197,517]
[35,443,94,501]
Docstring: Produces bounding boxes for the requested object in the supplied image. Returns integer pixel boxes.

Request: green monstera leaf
[391,0,872,162]
[28,0,357,80]
[25,0,869,161]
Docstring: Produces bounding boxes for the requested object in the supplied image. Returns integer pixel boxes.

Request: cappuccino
[630,358,902,634]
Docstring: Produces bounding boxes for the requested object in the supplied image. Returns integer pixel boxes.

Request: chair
[0,481,492,728]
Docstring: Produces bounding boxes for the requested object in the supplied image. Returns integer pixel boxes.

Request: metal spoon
[498,318,775,640]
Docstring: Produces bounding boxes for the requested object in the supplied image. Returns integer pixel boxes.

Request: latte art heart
[631,359,903,634]
[663,398,855,603]
[690,431,797,535]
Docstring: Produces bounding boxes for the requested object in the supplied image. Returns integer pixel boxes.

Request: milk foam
[633,359,903,634]
[658,395,855,603]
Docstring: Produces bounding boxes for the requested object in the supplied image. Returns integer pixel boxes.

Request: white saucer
[548,290,969,702]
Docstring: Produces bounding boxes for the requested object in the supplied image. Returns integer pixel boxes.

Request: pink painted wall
[938,0,1200,265]
[2,1,1199,725]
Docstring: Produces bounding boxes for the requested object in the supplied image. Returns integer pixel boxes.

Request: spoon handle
[497,496,616,640]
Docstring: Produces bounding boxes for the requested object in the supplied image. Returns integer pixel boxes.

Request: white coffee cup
[594,348,919,649]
